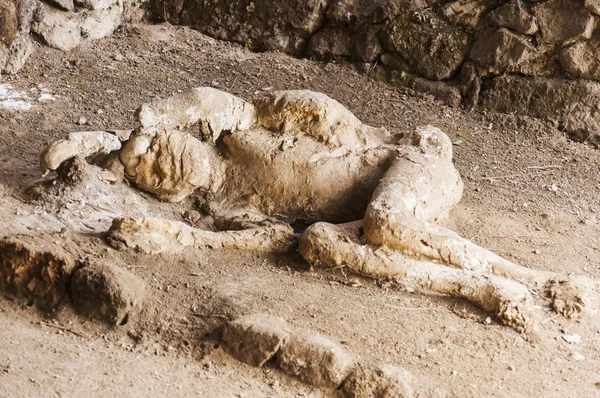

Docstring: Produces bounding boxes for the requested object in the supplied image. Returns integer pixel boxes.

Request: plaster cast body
[40,87,596,332]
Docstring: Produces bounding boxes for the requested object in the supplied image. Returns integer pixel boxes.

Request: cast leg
[299,222,534,333]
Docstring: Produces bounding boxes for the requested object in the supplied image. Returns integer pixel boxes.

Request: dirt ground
[2,23,600,397]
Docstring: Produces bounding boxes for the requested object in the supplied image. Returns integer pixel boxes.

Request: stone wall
[153,0,600,144]
[4,0,600,143]
[0,0,43,74]
[0,0,148,73]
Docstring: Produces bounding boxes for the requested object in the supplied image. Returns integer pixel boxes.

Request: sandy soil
[2,23,600,397]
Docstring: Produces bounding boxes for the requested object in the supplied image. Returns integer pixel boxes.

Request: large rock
[342,364,415,398]
[441,0,500,28]
[32,5,81,51]
[327,0,425,26]
[560,31,600,80]
[0,237,75,311]
[585,0,600,15]
[2,31,35,75]
[278,332,355,388]
[158,0,328,55]
[485,0,538,35]
[371,61,462,108]
[470,28,546,75]
[532,0,594,44]
[79,3,123,41]
[0,0,42,74]
[32,0,124,52]
[480,75,600,145]
[19,0,45,27]
[221,314,290,367]
[382,11,470,80]
[0,0,18,47]
[71,262,147,325]
[308,25,382,62]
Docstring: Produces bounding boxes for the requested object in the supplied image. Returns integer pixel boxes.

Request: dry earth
[2,22,600,397]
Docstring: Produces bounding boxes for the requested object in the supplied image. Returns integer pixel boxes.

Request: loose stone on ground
[221,313,290,367]
[71,261,147,325]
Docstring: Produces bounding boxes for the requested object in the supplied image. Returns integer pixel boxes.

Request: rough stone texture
[32,0,124,52]
[2,30,35,74]
[486,0,538,35]
[308,27,353,60]
[77,0,118,10]
[381,11,470,81]
[123,0,151,23]
[585,0,600,15]
[327,0,424,25]
[20,0,45,26]
[221,314,290,367]
[405,75,462,108]
[6,0,600,141]
[342,364,414,398]
[470,28,545,75]
[532,0,594,44]
[0,0,18,46]
[560,31,600,80]
[480,76,600,145]
[71,262,147,325]
[0,237,75,311]
[32,4,81,51]
[47,0,75,11]
[378,51,411,73]
[371,63,462,108]
[79,3,124,41]
[0,0,43,75]
[278,333,355,388]
[157,0,328,56]
[460,61,480,110]
[0,45,8,71]
[135,0,600,144]
[441,0,500,28]
[308,26,382,62]
[5,0,600,145]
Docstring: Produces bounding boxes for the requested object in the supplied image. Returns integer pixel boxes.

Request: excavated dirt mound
[2,23,600,397]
